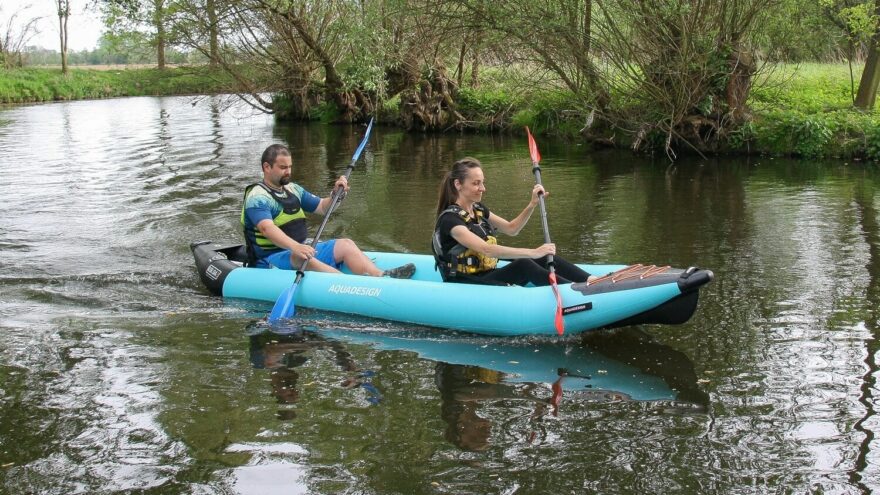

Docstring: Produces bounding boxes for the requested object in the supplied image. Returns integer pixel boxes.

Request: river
[1,95,879,494]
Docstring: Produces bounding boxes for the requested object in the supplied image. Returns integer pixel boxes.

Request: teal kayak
[192,241,713,337]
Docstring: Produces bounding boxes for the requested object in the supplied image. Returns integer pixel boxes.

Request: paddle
[525,126,565,335]
[268,118,374,324]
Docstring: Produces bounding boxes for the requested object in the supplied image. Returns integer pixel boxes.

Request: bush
[747,109,880,159]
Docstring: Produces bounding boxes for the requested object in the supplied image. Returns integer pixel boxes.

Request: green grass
[746,63,880,159]
[0,66,239,104]
[750,62,868,112]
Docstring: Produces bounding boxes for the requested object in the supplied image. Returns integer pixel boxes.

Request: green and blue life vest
[241,183,309,264]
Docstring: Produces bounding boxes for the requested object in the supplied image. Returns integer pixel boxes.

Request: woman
[432,157,591,286]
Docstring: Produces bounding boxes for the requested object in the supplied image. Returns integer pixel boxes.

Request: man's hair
[261,144,291,168]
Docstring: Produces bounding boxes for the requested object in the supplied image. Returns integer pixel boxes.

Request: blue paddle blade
[351,118,374,162]
[268,281,299,323]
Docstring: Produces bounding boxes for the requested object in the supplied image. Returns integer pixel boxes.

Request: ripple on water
[3,98,880,493]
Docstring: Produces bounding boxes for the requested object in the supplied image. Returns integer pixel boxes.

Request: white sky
[1,0,104,51]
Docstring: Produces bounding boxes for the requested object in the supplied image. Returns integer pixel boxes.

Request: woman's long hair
[436,157,482,217]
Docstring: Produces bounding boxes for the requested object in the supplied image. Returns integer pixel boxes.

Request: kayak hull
[192,241,713,336]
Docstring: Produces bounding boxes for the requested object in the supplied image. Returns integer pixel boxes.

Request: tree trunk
[470,51,479,88]
[399,64,464,131]
[725,50,755,121]
[855,41,880,110]
[155,0,166,70]
[207,0,219,66]
[456,42,467,88]
[57,0,69,75]
[855,2,880,110]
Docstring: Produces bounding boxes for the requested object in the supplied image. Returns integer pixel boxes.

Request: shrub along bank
[443,63,880,161]
[2,63,878,161]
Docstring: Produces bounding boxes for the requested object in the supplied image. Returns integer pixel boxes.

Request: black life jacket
[432,203,499,280]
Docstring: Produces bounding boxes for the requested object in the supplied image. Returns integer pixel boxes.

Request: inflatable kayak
[192,241,713,336]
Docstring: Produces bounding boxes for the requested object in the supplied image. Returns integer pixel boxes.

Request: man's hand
[289,242,316,264]
[334,175,349,193]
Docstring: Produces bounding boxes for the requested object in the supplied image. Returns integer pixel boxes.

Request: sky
[1,0,104,51]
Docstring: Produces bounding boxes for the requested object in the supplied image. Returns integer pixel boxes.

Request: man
[242,144,414,278]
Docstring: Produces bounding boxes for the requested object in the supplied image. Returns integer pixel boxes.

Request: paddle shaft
[531,165,555,267]
[292,119,370,277]
[525,126,565,335]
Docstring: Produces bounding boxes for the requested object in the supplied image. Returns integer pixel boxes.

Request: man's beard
[279,176,290,186]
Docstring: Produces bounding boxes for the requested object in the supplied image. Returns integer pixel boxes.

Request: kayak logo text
[328,284,382,297]
[206,264,222,281]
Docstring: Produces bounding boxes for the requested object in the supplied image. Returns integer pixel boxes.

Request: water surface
[1,96,879,493]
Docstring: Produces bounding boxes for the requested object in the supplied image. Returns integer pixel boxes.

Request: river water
[1,95,879,494]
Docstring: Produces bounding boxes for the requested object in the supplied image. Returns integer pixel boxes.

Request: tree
[99,0,174,69]
[1,4,40,68]
[590,0,773,155]
[816,0,880,108]
[56,0,70,74]
[206,0,218,65]
[167,0,226,67]
[153,0,166,69]
[854,1,880,109]
[181,0,465,125]
[446,0,606,105]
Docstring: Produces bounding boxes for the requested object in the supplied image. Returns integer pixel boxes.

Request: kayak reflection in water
[247,329,381,420]
[427,328,708,451]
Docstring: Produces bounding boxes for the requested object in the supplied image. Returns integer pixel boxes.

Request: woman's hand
[531,243,555,258]
[530,184,547,206]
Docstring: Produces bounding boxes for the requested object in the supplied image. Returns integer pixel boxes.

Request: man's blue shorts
[263,240,340,270]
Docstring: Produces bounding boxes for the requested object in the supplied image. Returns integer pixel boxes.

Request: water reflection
[247,330,381,420]
[250,325,708,452]
[851,179,880,490]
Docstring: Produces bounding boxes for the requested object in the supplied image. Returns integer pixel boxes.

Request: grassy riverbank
[2,63,878,160]
[745,63,880,160]
[450,62,880,160]
[0,65,239,104]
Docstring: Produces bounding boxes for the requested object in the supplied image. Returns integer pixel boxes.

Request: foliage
[820,0,879,43]
[745,109,880,159]
[755,0,845,61]
[866,124,880,160]
[456,87,520,130]
[1,4,40,68]
[510,91,586,138]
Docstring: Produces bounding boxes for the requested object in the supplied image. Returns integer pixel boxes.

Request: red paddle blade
[548,272,565,335]
[525,126,541,164]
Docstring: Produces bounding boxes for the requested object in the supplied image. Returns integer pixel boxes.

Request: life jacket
[432,203,499,280]
[241,183,309,265]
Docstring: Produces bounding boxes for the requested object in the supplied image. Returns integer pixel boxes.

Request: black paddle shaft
[532,165,555,267]
[294,160,358,276]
